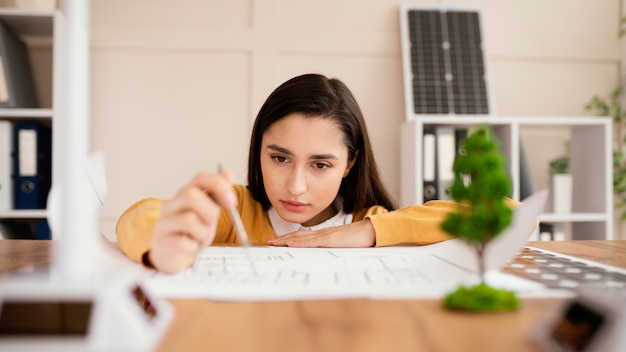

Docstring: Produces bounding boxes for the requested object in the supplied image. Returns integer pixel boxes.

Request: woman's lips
[281,200,308,213]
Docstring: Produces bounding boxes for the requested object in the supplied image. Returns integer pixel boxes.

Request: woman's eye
[272,155,288,163]
[313,162,329,169]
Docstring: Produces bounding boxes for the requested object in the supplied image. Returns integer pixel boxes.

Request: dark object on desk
[550,300,605,351]
[13,121,52,209]
[0,219,50,240]
[0,20,38,108]
[0,301,93,336]
[533,294,625,352]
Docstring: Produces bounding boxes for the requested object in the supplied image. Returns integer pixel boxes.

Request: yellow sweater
[116,184,457,264]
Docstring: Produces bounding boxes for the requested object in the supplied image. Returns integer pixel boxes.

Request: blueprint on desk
[142,191,570,301]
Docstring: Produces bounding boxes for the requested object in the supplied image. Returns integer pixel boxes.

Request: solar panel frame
[400,3,494,119]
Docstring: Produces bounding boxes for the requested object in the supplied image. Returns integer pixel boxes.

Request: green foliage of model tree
[440,125,519,312]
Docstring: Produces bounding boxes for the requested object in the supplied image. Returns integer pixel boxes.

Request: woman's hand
[266,219,376,248]
[149,171,237,273]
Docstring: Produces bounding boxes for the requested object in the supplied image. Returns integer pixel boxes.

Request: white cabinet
[0,8,60,237]
[401,116,613,240]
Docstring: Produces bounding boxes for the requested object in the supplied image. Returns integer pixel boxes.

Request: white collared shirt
[268,198,353,236]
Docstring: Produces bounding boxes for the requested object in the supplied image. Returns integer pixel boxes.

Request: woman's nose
[286,168,307,195]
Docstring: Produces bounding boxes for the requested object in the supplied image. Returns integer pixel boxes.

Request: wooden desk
[1,240,624,352]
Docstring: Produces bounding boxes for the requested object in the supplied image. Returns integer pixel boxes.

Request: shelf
[0,8,57,239]
[408,115,609,126]
[540,213,609,223]
[399,3,613,241]
[400,116,613,240]
[0,108,53,118]
[0,8,54,47]
[0,210,47,219]
[0,8,54,34]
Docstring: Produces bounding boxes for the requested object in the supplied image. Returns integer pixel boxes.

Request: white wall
[89,0,622,240]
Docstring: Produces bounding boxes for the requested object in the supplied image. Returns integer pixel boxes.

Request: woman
[116,73,455,273]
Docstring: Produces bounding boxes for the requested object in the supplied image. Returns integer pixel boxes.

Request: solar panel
[402,6,490,116]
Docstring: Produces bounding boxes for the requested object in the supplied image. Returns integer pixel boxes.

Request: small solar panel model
[400,4,492,117]
[399,4,501,206]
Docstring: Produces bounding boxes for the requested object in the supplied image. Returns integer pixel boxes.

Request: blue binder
[34,219,51,240]
[13,121,52,209]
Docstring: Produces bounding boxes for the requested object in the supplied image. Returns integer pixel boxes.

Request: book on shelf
[0,120,12,210]
[422,127,437,202]
[436,127,455,200]
[423,126,468,202]
[13,121,51,209]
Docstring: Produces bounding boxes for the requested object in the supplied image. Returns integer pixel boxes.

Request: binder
[34,219,51,240]
[13,121,52,209]
[422,127,437,202]
[0,120,12,210]
[0,20,37,108]
[436,127,455,200]
[454,128,468,155]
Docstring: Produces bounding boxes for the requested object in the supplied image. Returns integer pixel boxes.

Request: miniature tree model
[440,125,518,312]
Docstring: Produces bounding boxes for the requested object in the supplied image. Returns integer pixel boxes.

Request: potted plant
[440,125,519,312]
[549,154,572,214]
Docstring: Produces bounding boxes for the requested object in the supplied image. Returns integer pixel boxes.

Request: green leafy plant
[442,282,519,312]
[549,155,570,175]
[440,125,518,312]
[584,16,626,222]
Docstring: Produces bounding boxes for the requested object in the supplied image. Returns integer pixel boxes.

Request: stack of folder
[0,121,52,239]
[422,127,467,202]
[0,18,49,240]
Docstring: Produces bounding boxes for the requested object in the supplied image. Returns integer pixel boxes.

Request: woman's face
[260,113,353,227]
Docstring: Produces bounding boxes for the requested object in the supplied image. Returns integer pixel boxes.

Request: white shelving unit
[0,8,60,235]
[401,116,614,240]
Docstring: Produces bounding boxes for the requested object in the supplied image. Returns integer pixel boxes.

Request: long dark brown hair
[247,73,397,212]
